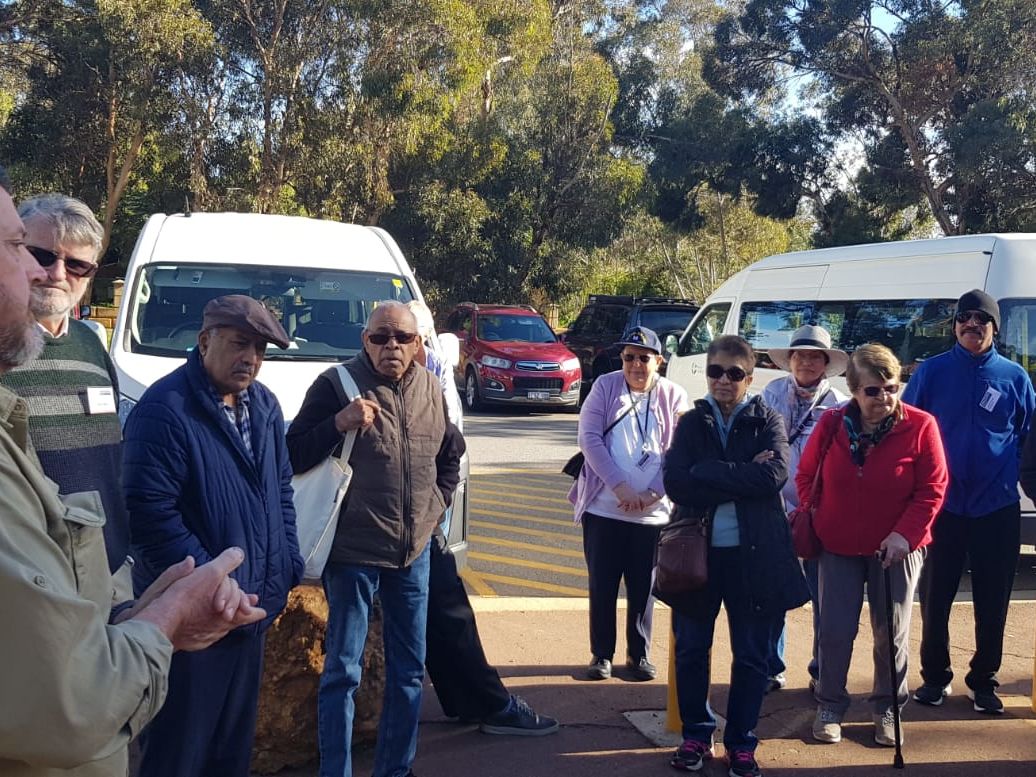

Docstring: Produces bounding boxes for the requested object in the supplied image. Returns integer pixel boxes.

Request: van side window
[997,299,1036,385]
[678,303,731,356]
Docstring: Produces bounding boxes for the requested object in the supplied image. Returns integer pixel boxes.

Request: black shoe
[968,688,1004,714]
[764,673,786,694]
[479,694,560,736]
[913,682,951,706]
[587,656,612,680]
[626,656,657,681]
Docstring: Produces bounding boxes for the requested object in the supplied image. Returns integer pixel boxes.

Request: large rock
[252,585,385,774]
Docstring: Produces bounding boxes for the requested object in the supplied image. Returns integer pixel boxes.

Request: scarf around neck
[843,400,900,466]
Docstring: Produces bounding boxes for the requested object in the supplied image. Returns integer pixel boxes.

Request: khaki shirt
[0,386,172,776]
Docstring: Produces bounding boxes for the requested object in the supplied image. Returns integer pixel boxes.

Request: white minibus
[666,233,1036,544]
[108,211,469,561]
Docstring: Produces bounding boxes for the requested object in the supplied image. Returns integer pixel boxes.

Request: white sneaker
[873,708,902,747]
[812,708,842,743]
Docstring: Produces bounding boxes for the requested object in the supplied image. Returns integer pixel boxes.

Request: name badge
[979,386,1001,412]
[86,386,117,414]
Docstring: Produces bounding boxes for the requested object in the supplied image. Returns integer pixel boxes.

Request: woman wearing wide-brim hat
[761,325,848,694]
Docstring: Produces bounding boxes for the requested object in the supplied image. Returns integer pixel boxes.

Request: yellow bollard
[667,622,681,732]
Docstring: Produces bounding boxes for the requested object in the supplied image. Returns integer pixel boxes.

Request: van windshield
[997,299,1036,385]
[128,263,415,360]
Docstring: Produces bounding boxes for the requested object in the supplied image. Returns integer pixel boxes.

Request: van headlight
[480,355,511,369]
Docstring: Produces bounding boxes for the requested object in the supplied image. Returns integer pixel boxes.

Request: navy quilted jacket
[123,349,303,631]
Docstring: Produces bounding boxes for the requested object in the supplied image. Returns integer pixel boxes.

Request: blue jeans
[768,557,820,679]
[673,547,782,752]
[318,544,431,777]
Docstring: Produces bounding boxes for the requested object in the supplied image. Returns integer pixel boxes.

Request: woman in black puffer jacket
[660,335,809,777]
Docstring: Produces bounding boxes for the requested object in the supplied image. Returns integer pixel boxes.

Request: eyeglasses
[26,246,99,278]
[954,310,994,326]
[862,384,900,398]
[622,353,653,364]
[367,330,418,345]
[706,363,748,382]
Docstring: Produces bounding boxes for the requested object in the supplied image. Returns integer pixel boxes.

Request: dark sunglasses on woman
[367,330,418,345]
[621,353,653,364]
[954,310,994,326]
[862,384,900,398]
[705,364,748,382]
[27,246,99,278]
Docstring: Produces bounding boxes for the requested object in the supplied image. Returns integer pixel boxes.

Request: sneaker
[968,688,1004,714]
[670,739,713,771]
[812,708,842,743]
[587,656,611,680]
[764,673,786,694]
[873,708,902,747]
[479,694,560,736]
[913,682,951,706]
[727,749,762,777]
[626,656,657,681]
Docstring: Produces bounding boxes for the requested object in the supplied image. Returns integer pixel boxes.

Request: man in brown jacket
[288,301,462,777]
[0,167,267,777]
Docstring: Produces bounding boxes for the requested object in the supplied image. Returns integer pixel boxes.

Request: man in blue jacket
[124,294,304,777]
[903,289,1034,714]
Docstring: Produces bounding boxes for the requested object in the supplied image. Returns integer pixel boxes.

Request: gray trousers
[816,547,925,717]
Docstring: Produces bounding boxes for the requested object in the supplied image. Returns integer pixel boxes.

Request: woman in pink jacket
[796,344,947,748]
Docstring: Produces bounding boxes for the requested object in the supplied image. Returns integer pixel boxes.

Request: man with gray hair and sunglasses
[288,300,464,777]
[0,193,134,592]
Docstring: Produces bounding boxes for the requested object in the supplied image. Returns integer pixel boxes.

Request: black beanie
[956,289,1000,331]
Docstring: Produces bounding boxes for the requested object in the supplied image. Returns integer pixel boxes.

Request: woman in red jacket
[795,344,947,749]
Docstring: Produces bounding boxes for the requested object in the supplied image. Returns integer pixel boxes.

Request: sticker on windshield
[392,278,403,288]
[319,280,341,292]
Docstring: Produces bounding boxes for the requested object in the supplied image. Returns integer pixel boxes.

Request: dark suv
[561,295,698,389]
[443,302,582,410]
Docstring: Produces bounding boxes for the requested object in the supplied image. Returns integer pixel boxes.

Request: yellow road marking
[470,519,581,543]
[477,481,568,497]
[469,551,588,578]
[472,497,573,517]
[459,567,497,596]
[469,534,585,559]
[471,507,572,528]
[470,467,569,476]
[471,571,587,596]
[476,486,568,504]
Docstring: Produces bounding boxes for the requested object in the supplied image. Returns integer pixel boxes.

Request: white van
[108,211,469,561]
[666,233,1036,544]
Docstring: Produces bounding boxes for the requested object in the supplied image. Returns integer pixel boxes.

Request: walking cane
[880,549,906,769]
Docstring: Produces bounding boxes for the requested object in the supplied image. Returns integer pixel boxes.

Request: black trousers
[581,511,661,662]
[425,535,511,720]
[918,503,1021,692]
[138,631,265,777]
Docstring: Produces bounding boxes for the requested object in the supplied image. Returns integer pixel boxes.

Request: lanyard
[626,383,653,449]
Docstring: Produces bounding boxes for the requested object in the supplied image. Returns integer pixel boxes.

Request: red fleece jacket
[795,403,948,556]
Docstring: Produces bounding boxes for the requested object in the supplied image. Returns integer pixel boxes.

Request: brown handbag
[654,514,710,595]
[788,411,841,559]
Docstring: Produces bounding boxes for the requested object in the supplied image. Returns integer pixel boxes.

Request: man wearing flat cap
[903,289,1034,715]
[123,294,304,777]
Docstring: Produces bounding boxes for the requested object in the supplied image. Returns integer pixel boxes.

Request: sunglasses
[27,246,99,278]
[367,330,418,345]
[954,310,994,326]
[706,364,748,382]
[621,353,654,364]
[862,384,900,398]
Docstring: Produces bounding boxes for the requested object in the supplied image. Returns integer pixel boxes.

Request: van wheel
[464,369,483,412]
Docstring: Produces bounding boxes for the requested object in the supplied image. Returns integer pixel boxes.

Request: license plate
[528,391,550,400]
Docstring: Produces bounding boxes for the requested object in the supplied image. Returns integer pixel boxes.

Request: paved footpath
[331,599,1036,777]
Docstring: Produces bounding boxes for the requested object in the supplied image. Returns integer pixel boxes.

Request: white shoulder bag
[293,365,360,582]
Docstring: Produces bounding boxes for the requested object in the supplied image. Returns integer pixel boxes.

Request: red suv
[443,302,582,410]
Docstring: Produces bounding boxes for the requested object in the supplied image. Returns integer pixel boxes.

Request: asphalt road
[459,407,1036,600]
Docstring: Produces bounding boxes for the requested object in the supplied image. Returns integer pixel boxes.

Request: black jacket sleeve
[1021,421,1036,500]
[687,408,789,500]
[286,374,346,475]
[436,420,465,508]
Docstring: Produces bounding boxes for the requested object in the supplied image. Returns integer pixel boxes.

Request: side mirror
[437,332,461,368]
[665,334,679,355]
